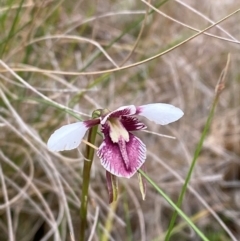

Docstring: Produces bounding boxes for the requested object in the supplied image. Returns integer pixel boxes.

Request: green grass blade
[138,170,209,241]
[0,0,25,57]
[165,56,229,240]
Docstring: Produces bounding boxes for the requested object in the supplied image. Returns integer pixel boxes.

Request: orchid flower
[47,103,184,178]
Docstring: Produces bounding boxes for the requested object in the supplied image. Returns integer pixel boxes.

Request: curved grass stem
[164,55,230,241]
[138,170,209,241]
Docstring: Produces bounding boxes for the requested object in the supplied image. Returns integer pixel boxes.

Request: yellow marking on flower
[108,117,129,143]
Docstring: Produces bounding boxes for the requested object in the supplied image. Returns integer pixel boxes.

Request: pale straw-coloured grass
[0,1,240,240]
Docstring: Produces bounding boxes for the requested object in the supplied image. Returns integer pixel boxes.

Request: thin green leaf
[138,169,209,241]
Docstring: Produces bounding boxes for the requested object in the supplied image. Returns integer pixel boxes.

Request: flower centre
[108,117,129,143]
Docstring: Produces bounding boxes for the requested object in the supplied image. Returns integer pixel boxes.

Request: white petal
[47,122,89,151]
[137,103,184,125]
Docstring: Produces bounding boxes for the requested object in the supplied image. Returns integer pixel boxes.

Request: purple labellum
[97,133,146,178]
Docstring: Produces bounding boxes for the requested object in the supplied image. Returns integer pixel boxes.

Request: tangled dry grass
[0,0,240,240]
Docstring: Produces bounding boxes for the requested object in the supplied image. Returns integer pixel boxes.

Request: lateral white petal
[47,122,89,151]
[138,103,184,125]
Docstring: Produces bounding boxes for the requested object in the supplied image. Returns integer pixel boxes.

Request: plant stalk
[79,119,99,241]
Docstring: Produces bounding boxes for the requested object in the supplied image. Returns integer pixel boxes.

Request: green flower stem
[138,170,209,241]
[79,113,99,241]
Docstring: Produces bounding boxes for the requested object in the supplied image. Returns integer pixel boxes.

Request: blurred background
[0,0,240,240]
